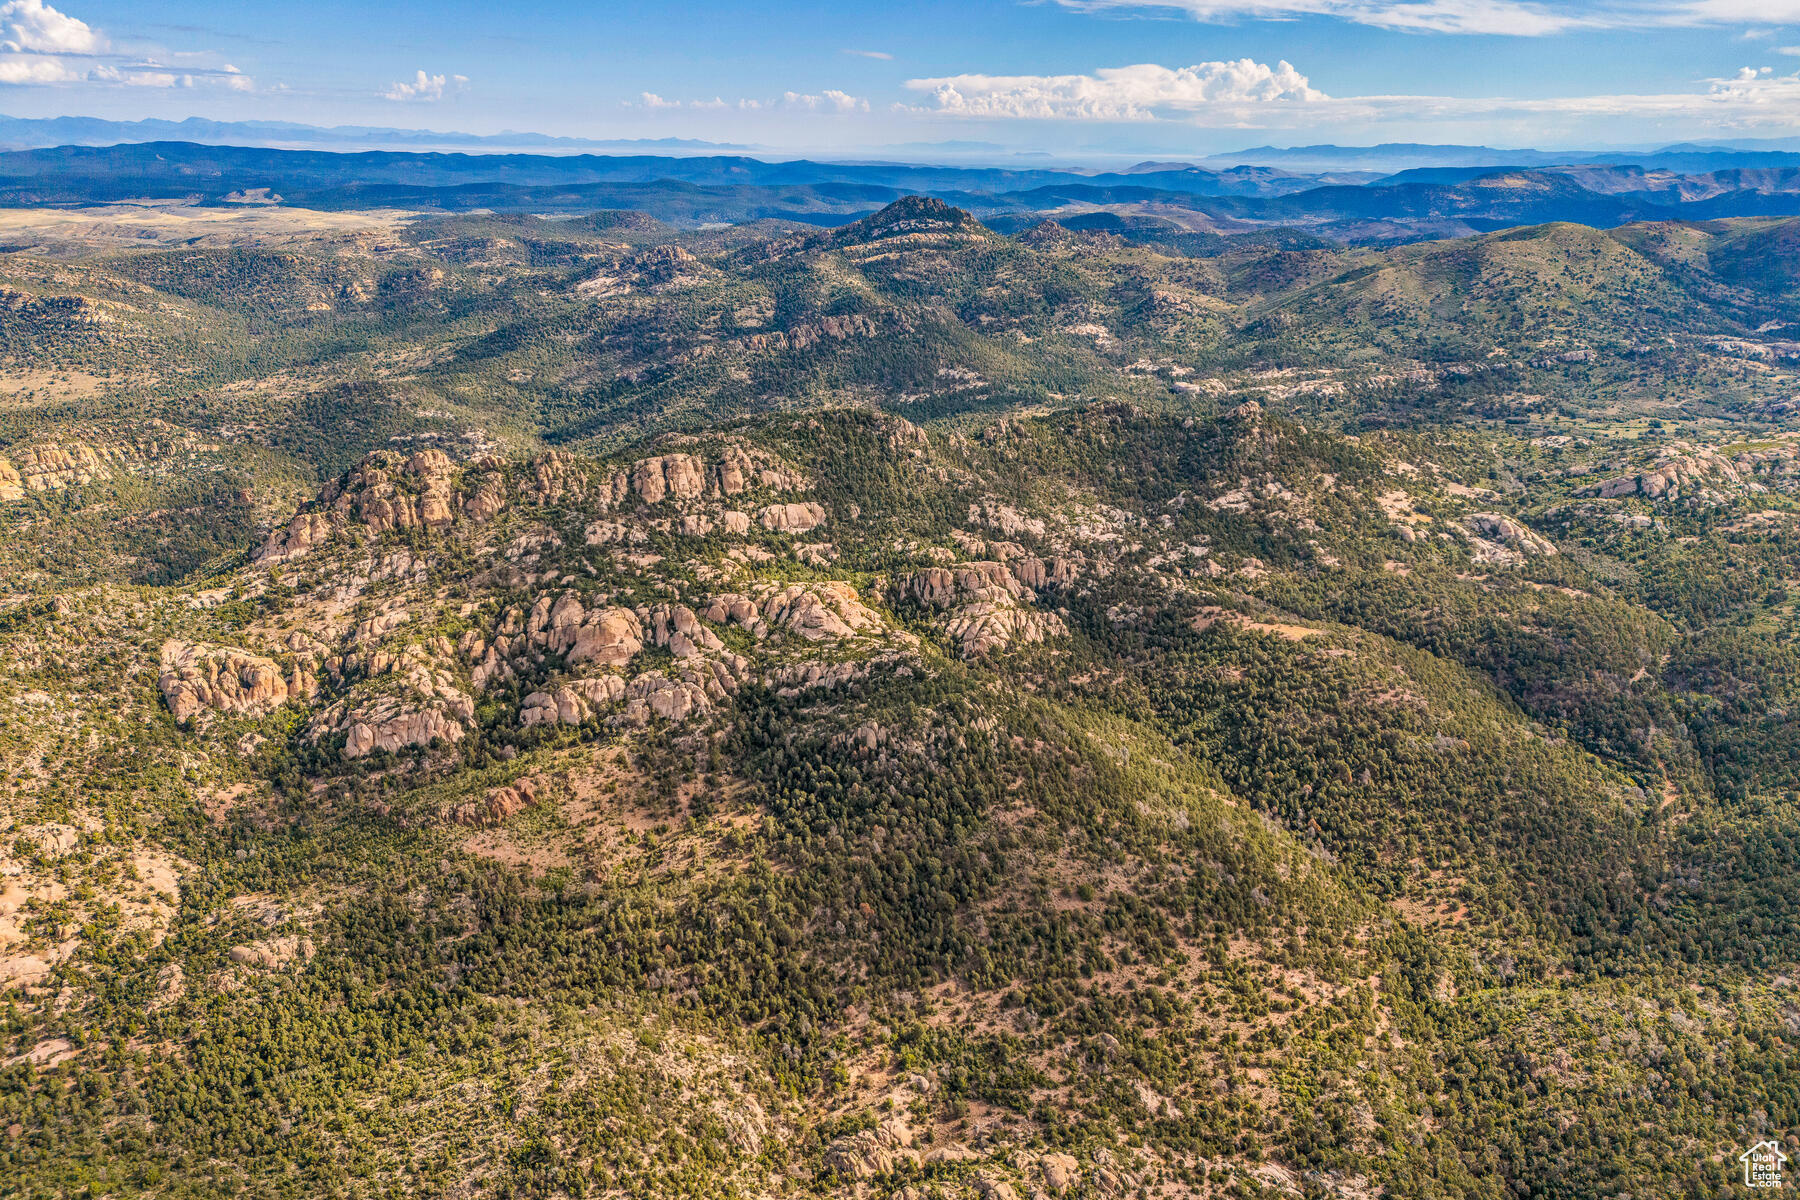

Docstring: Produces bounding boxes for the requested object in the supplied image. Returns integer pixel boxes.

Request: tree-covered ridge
[1,201,1797,1198]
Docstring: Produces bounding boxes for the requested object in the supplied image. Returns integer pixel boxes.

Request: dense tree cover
[3,209,1799,1198]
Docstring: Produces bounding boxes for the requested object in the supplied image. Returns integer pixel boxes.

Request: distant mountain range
[1202,140,1800,173]
[0,140,1375,203]
[9,138,1800,245]
[15,115,1800,176]
[0,114,750,154]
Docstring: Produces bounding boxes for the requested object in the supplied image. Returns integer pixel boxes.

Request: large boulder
[343,704,467,758]
[632,453,707,504]
[453,778,538,827]
[645,603,725,657]
[622,672,712,724]
[159,640,312,722]
[519,676,625,726]
[1468,512,1557,557]
[897,563,1068,657]
[758,582,884,641]
[822,1117,913,1181]
[312,659,476,758]
[902,561,1023,608]
[253,512,334,565]
[565,607,644,669]
[1040,1153,1080,1193]
[758,501,827,533]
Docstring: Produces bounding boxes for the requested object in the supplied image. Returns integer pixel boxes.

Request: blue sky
[4,0,1800,155]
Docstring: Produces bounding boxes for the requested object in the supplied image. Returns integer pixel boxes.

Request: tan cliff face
[156,410,1597,773]
[308,653,476,759]
[0,439,141,502]
[158,639,315,723]
[899,560,1075,657]
[254,449,510,565]
[1580,441,1800,505]
[204,420,1138,757]
[153,437,916,762]
[253,440,815,568]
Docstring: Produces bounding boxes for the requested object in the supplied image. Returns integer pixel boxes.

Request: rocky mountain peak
[837,194,983,242]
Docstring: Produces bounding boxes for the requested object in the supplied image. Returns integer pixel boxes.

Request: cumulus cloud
[0,0,250,90]
[382,69,468,102]
[0,0,102,54]
[632,88,868,113]
[0,52,76,83]
[906,59,1323,120]
[1056,0,1800,36]
[900,53,1800,132]
[1302,67,1800,129]
[781,88,869,112]
[91,64,184,87]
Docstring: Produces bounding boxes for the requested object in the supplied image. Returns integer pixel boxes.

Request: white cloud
[1777,45,1800,55]
[1054,0,1598,36]
[91,64,184,87]
[1341,68,1800,128]
[902,55,1800,132]
[844,49,894,60]
[781,88,869,112]
[1056,0,1800,36]
[382,69,467,102]
[633,88,869,113]
[0,52,76,82]
[1678,1,1800,22]
[0,0,102,54]
[0,1,250,90]
[906,59,1322,120]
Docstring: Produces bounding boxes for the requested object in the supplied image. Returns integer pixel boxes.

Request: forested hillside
[1,196,1796,1199]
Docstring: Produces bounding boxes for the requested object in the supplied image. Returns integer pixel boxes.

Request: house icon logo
[1741,1140,1789,1189]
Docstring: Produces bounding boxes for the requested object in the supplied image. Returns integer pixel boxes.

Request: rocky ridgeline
[254,448,506,564]
[575,244,714,299]
[158,640,316,723]
[308,650,476,759]
[1466,512,1558,562]
[256,441,818,567]
[477,580,906,731]
[0,438,151,502]
[1580,441,1800,505]
[731,313,881,356]
[0,286,113,325]
[899,558,1076,657]
[585,443,809,509]
[159,436,882,766]
[817,1077,1127,1197]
